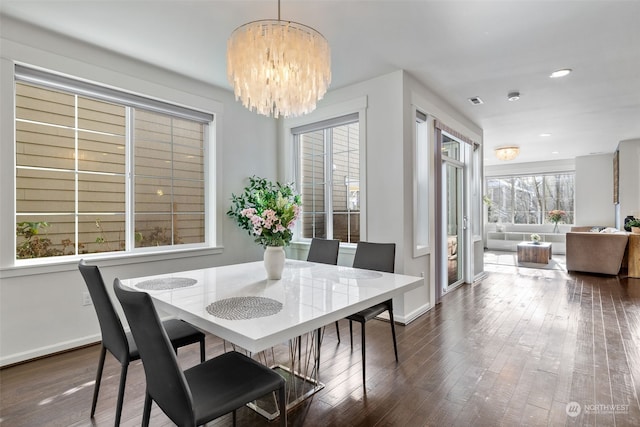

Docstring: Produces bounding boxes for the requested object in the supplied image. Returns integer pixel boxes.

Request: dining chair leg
[278,385,287,427]
[389,308,399,362]
[91,345,107,417]
[114,363,128,427]
[199,337,206,362]
[232,409,237,427]
[335,320,341,342]
[360,322,366,386]
[349,320,354,349]
[142,392,152,427]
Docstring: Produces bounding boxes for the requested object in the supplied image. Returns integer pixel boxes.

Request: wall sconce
[495,146,520,161]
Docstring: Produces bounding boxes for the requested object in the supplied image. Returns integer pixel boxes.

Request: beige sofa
[566,227,629,275]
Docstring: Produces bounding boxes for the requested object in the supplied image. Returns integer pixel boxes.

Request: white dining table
[119,259,424,355]
[119,259,423,418]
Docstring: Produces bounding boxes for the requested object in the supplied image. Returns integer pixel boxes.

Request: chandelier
[227,0,331,118]
[494,146,520,161]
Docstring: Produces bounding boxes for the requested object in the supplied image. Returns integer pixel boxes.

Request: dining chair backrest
[113,279,194,426]
[307,238,340,265]
[352,241,396,273]
[78,260,130,364]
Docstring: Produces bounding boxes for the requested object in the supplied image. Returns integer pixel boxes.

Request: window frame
[12,65,216,266]
[283,97,368,247]
[292,113,360,243]
[413,107,430,257]
[485,172,575,225]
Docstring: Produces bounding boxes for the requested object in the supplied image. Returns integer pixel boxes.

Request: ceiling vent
[468,96,484,105]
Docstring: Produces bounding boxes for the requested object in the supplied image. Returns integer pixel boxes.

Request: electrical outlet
[82,291,93,306]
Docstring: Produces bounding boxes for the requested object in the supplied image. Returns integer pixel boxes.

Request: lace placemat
[135,277,197,290]
[206,296,283,320]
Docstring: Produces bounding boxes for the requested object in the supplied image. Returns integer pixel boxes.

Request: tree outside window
[486,173,574,225]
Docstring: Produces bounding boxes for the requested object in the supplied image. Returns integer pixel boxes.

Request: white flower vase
[264,246,285,280]
[553,223,559,233]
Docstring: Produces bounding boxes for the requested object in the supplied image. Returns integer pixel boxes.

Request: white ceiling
[2,0,639,166]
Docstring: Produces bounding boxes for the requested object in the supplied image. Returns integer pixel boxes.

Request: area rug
[484,250,567,271]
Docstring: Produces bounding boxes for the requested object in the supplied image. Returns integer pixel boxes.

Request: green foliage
[94,218,126,252]
[94,219,110,249]
[16,221,76,259]
[16,217,179,258]
[227,176,301,247]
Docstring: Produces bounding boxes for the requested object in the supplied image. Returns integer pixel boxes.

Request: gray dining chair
[307,237,340,265]
[345,242,397,386]
[78,260,205,426]
[113,279,287,427]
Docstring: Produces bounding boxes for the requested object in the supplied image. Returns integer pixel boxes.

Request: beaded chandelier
[227,0,331,118]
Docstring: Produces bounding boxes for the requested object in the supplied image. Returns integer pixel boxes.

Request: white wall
[617,139,640,226]
[575,154,615,227]
[0,17,277,366]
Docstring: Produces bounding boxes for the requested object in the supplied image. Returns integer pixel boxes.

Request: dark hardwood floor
[2,263,640,426]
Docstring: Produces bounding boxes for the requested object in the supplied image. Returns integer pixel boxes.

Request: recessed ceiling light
[552,151,559,154]
[507,91,520,101]
[550,68,572,78]
[539,133,552,137]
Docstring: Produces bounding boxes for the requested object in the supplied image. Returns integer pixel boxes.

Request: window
[293,113,360,243]
[485,173,575,224]
[15,66,212,260]
[442,133,460,161]
[413,109,429,255]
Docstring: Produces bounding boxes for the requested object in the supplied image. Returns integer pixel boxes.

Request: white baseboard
[0,334,100,367]
[374,302,432,325]
[397,303,433,324]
